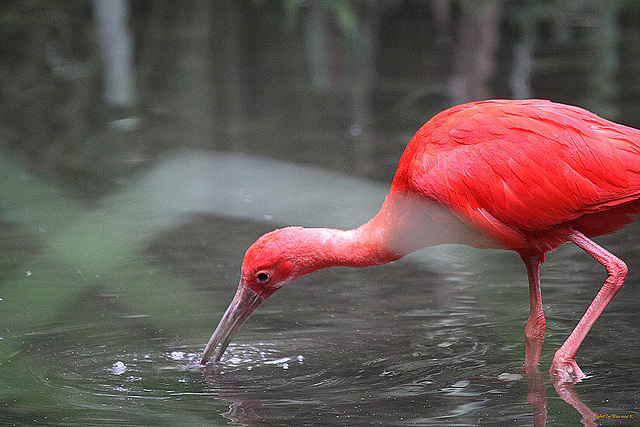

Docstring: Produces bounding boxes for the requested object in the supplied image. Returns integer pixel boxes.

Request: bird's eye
[256,272,270,283]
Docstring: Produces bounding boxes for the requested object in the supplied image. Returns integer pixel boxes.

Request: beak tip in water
[199,285,265,367]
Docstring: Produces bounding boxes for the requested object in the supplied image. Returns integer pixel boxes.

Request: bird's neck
[291,222,401,275]
[293,190,433,274]
[292,188,481,274]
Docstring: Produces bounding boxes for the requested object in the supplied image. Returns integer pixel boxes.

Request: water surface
[2,2,640,425]
[2,199,639,425]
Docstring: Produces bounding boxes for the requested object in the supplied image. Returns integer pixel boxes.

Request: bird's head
[199,227,319,365]
[240,227,310,296]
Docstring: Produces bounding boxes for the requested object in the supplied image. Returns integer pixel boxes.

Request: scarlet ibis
[200,99,640,383]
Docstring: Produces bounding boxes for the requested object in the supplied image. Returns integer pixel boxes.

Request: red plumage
[201,99,640,384]
[400,99,640,252]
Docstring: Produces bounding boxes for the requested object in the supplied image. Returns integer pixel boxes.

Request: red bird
[200,99,640,383]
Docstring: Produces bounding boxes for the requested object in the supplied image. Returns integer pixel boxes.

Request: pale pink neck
[290,220,402,274]
[289,188,497,276]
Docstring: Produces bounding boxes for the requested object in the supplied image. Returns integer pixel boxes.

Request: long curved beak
[200,284,265,365]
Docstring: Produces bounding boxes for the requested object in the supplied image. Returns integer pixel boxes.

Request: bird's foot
[550,354,586,383]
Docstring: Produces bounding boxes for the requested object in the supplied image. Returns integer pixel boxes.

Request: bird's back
[395,99,640,253]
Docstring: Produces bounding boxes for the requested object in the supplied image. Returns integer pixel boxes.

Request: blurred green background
[1,1,639,425]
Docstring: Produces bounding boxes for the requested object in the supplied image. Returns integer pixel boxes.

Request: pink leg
[550,230,627,382]
[521,253,546,371]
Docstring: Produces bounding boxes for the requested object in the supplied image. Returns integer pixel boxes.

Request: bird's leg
[521,253,546,372]
[550,230,627,382]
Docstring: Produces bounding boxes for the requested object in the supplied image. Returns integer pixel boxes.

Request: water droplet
[26,271,32,277]
[349,123,363,137]
[297,355,304,363]
[170,351,185,360]
[111,361,127,375]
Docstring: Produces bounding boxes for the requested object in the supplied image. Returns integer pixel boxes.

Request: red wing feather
[403,100,640,248]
